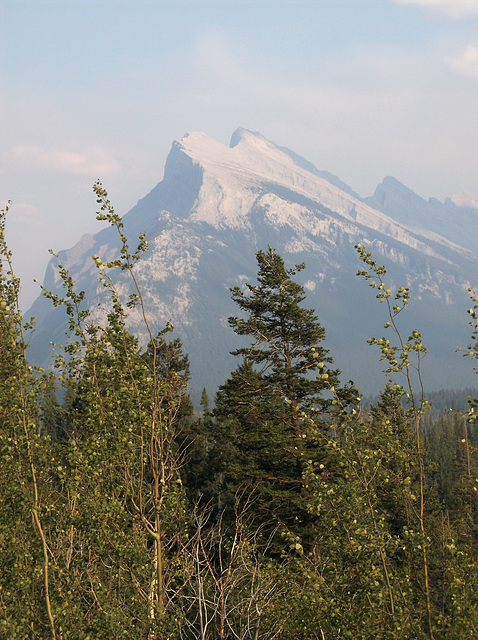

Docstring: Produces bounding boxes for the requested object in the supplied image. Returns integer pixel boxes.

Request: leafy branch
[355,243,434,640]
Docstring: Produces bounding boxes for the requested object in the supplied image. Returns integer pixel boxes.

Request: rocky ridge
[27,129,478,400]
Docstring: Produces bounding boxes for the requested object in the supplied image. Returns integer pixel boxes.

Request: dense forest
[1,184,478,639]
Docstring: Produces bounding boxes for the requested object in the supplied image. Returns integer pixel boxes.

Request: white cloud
[446,45,478,75]
[395,0,478,18]
[4,145,121,176]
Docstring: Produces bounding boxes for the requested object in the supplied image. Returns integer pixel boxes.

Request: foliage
[213,246,357,546]
[228,246,352,417]
[0,202,57,638]
[2,192,478,638]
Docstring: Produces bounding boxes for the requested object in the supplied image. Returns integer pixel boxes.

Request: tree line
[1,183,478,639]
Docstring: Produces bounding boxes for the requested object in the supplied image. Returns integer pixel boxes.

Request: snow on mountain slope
[26,128,478,399]
[366,177,478,255]
[174,130,474,265]
[180,129,377,229]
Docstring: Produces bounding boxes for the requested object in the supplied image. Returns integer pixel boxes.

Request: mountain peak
[229,127,265,148]
[376,176,427,203]
[27,128,478,399]
[448,191,478,209]
[364,175,428,226]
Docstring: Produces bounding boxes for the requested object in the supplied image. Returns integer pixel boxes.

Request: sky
[1,0,478,309]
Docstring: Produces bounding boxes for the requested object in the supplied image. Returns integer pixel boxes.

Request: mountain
[26,129,478,402]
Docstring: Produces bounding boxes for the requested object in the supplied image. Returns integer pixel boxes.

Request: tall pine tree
[213,246,355,543]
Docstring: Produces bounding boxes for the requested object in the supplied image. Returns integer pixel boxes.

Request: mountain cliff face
[27,129,478,400]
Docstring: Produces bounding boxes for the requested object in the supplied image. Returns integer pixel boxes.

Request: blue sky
[1,0,478,307]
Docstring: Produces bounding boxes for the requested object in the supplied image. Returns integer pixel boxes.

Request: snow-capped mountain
[27,129,478,400]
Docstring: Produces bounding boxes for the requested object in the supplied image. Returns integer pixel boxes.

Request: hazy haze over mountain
[26,129,478,401]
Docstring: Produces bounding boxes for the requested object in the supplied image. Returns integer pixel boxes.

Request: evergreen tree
[39,372,64,442]
[144,334,194,430]
[200,387,211,416]
[228,246,352,423]
[213,246,355,543]
[369,382,420,537]
[425,411,463,509]
[180,387,223,508]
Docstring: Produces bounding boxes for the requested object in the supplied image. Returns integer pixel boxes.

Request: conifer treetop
[228,246,342,411]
